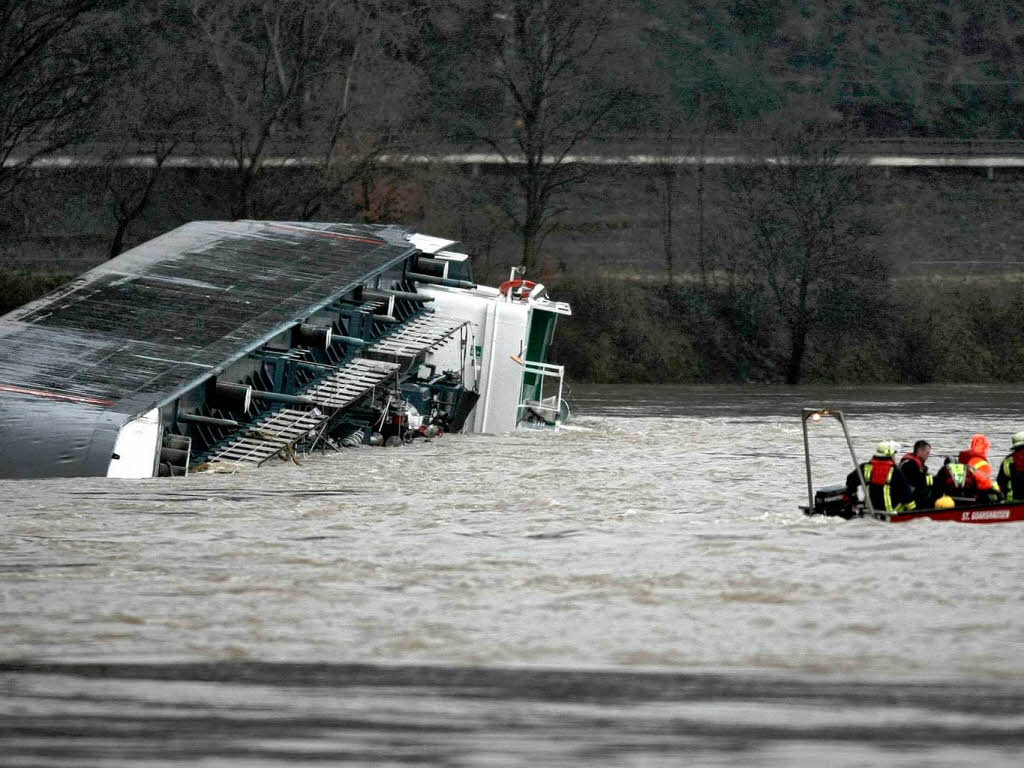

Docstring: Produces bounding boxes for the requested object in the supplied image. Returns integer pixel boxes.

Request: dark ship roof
[0,220,418,477]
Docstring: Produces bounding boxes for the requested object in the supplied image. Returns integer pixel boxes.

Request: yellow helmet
[934,495,955,510]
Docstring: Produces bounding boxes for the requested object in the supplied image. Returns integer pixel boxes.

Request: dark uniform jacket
[846,457,916,512]
[899,452,933,508]
[997,448,1024,502]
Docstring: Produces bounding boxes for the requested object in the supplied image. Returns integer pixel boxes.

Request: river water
[3,384,1024,766]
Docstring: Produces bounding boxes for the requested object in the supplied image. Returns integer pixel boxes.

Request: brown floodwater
[3,384,1024,766]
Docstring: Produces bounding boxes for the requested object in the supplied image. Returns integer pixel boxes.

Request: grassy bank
[548,273,1024,384]
[2,267,1022,385]
[3,262,1022,385]
[0,270,75,317]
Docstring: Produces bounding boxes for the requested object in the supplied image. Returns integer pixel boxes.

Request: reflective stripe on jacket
[998,449,1024,502]
[965,455,997,492]
[862,459,915,512]
[943,461,970,490]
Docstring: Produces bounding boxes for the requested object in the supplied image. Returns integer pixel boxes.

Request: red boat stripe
[0,384,116,407]
[889,504,1024,524]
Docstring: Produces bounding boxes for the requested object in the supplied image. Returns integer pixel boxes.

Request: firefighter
[996,431,1024,502]
[899,439,934,508]
[935,433,1002,504]
[846,440,916,512]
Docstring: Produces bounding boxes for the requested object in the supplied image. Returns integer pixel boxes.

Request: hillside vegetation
[3,1,1024,384]
[550,274,1024,384]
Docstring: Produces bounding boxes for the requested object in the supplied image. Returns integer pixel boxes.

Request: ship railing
[516,360,566,426]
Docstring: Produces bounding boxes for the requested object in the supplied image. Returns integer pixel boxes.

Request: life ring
[499,279,537,300]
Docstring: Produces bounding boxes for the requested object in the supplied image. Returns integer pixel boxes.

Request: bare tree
[651,99,716,292]
[190,0,322,218]
[0,1,106,216]
[654,139,679,287]
[102,133,180,259]
[190,0,423,220]
[296,3,425,221]
[652,115,710,289]
[474,0,623,276]
[722,120,883,384]
[99,6,203,258]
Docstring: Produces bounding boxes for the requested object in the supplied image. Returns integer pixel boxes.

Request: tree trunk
[521,174,543,274]
[695,96,708,292]
[786,320,807,385]
[522,227,539,275]
[696,145,706,291]
[108,219,130,260]
[661,164,675,286]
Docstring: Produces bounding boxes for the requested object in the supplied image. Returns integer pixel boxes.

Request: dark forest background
[3,0,1024,384]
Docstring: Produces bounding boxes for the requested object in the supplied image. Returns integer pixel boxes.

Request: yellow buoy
[934,495,955,510]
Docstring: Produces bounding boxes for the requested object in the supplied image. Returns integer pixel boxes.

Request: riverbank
[4,263,1020,385]
[548,272,1024,384]
[0,269,75,316]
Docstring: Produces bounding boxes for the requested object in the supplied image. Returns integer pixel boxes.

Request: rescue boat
[800,408,1024,524]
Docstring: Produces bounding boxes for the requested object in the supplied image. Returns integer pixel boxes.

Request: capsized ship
[0,221,571,479]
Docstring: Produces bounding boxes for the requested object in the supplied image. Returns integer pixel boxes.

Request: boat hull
[885,501,1024,524]
[802,500,1024,524]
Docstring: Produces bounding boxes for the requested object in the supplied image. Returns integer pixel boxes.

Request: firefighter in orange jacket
[996,431,1024,502]
[936,433,1002,503]
[846,441,916,512]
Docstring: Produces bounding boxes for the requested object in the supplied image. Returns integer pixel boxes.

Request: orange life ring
[499,279,537,299]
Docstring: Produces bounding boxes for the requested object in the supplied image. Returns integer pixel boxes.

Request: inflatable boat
[800,408,1024,524]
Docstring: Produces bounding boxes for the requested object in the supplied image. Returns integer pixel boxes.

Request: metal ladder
[198,358,402,468]
[365,313,468,364]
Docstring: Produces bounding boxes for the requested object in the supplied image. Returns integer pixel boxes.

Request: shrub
[0,270,73,316]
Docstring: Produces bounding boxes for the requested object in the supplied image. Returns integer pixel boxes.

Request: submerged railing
[516,360,566,427]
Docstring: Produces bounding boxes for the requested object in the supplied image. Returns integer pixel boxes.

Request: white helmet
[874,440,899,458]
[1012,431,1024,450]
